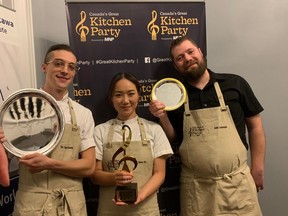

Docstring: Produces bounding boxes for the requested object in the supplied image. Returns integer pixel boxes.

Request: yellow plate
[151,78,187,111]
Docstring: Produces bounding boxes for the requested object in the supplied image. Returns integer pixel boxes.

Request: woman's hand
[114,170,133,186]
[112,170,135,206]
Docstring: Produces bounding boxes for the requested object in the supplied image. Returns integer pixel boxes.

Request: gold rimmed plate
[151,78,187,111]
[0,88,64,157]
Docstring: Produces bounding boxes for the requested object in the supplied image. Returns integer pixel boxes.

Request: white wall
[31,0,69,88]
[15,0,36,88]
[206,1,288,214]
[0,0,36,98]
[31,0,288,215]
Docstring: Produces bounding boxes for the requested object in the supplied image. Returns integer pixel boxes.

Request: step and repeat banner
[66,1,206,215]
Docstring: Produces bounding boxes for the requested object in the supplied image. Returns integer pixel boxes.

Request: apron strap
[214,82,227,111]
[138,118,149,145]
[107,122,116,148]
[184,95,191,116]
[67,99,78,131]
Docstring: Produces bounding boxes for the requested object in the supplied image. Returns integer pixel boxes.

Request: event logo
[147,10,199,40]
[147,11,160,40]
[75,10,132,42]
[75,11,89,42]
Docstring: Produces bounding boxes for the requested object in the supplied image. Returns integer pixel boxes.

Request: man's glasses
[46,59,80,72]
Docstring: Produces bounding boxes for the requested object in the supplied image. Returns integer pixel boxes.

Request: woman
[91,72,173,216]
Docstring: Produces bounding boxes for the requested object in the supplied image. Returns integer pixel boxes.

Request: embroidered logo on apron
[189,126,207,136]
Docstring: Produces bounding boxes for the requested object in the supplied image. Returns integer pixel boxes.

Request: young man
[0,44,96,215]
[149,36,266,216]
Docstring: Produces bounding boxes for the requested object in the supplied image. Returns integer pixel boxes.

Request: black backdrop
[66,2,206,215]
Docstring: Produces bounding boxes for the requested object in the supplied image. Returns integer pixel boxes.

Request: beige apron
[179,82,262,216]
[13,99,87,216]
[97,118,160,216]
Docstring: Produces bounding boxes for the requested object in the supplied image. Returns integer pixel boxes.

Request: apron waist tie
[41,188,69,216]
[218,163,248,180]
[18,184,82,216]
[193,163,249,180]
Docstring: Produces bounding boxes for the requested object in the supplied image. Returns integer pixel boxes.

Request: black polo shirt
[168,69,264,149]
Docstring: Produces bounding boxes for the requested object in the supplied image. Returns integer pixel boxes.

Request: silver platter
[0,88,64,157]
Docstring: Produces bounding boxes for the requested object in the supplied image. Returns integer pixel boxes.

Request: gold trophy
[112,125,138,203]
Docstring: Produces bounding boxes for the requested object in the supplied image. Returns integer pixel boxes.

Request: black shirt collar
[183,68,226,90]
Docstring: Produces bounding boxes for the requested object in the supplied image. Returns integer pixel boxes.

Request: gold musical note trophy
[112,125,138,203]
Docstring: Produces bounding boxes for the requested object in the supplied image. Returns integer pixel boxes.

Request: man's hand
[19,152,51,173]
[149,100,166,118]
[251,167,264,192]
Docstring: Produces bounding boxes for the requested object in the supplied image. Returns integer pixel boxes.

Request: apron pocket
[217,171,255,214]
[180,177,216,216]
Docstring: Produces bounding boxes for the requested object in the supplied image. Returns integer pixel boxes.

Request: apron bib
[13,99,86,216]
[97,118,160,216]
[179,82,262,216]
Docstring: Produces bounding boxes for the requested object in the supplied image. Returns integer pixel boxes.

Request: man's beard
[181,58,207,82]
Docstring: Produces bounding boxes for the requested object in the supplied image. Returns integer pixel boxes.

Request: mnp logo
[75,11,89,42]
[147,10,160,41]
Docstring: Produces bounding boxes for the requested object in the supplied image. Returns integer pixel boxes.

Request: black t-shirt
[168,69,264,149]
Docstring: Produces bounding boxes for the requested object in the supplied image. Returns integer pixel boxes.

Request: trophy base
[115,183,138,203]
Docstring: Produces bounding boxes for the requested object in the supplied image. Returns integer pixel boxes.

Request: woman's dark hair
[108,72,140,103]
[43,44,77,63]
